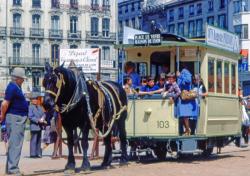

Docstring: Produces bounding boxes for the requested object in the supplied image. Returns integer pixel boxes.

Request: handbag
[181,90,197,100]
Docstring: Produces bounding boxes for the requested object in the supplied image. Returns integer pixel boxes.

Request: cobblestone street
[1,141,250,176]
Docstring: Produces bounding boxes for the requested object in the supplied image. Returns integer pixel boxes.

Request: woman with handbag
[176,65,197,136]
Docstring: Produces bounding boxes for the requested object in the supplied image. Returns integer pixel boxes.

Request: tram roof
[116,37,240,59]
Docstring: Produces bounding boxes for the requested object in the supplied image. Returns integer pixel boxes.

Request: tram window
[135,62,147,77]
[231,64,236,95]
[224,62,229,94]
[208,59,215,92]
[216,60,222,93]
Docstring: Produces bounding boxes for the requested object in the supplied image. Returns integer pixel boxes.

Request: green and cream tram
[118,34,242,159]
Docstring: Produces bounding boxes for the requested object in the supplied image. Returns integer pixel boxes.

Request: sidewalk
[0,141,106,175]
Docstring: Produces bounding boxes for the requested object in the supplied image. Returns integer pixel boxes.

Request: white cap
[11,67,26,79]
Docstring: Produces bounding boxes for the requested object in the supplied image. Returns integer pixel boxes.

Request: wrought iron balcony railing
[30,28,44,38]
[91,3,99,10]
[49,29,63,39]
[9,57,49,67]
[67,31,81,40]
[86,31,116,42]
[102,5,110,11]
[10,27,25,37]
[0,27,6,37]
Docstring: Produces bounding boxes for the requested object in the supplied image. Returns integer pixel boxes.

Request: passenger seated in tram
[123,61,141,88]
[139,77,160,95]
[123,76,136,95]
[176,65,197,136]
[161,73,181,105]
[156,74,166,89]
[190,75,208,135]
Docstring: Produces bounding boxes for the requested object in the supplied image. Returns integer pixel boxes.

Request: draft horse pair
[42,63,128,172]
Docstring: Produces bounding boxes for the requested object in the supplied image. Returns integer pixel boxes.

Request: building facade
[228,0,250,95]
[142,0,229,38]
[0,0,117,94]
[118,0,144,43]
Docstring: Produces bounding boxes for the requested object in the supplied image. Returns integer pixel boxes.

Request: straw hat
[11,67,26,79]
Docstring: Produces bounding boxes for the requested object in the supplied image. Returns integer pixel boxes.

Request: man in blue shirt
[0,67,28,175]
[140,77,160,92]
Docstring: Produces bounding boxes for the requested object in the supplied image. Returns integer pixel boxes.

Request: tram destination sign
[134,34,161,46]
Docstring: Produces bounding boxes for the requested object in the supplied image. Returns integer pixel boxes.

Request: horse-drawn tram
[117,33,242,159]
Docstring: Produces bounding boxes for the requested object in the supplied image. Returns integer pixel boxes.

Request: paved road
[1,141,250,176]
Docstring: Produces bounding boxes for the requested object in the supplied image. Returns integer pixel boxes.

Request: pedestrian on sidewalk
[28,94,46,158]
[0,67,28,176]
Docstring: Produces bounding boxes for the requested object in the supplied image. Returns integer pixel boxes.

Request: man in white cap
[0,67,28,175]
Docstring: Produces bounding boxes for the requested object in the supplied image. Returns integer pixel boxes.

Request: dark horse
[42,63,128,172]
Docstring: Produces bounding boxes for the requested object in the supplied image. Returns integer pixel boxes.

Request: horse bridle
[45,73,65,104]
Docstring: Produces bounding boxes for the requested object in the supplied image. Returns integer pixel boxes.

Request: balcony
[30,28,44,38]
[67,31,81,40]
[9,57,49,67]
[91,4,99,11]
[49,29,63,40]
[86,31,116,42]
[0,27,7,37]
[10,27,25,38]
[102,5,110,12]
[51,0,60,9]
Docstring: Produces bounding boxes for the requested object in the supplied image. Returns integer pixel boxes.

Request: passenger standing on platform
[0,67,28,175]
[28,95,46,158]
[123,61,141,88]
[176,65,197,136]
[190,75,208,135]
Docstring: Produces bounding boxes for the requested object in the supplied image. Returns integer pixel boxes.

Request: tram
[117,33,242,159]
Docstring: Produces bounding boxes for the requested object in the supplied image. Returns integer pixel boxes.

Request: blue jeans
[5,113,27,174]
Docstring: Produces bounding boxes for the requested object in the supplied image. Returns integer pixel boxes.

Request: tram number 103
[157,120,169,128]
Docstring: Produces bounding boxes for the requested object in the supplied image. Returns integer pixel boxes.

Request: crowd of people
[122,61,208,136]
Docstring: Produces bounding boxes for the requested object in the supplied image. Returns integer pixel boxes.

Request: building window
[51,16,59,30]
[218,14,226,29]
[131,18,136,28]
[102,46,110,60]
[189,5,194,16]
[178,7,184,19]
[208,59,215,92]
[125,5,128,13]
[51,44,59,64]
[13,13,21,28]
[70,16,78,33]
[168,24,175,34]
[70,45,78,49]
[13,43,21,64]
[234,0,248,13]
[207,16,214,25]
[224,62,229,94]
[70,0,78,8]
[169,9,174,22]
[138,2,141,10]
[32,0,41,8]
[51,0,60,8]
[125,19,129,26]
[234,24,248,39]
[197,3,202,15]
[196,19,203,37]
[103,0,109,6]
[220,0,226,9]
[208,0,213,12]
[177,23,184,36]
[102,18,110,37]
[216,60,222,93]
[118,6,122,14]
[32,14,40,28]
[91,17,99,36]
[32,44,40,64]
[131,2,135,11]
[188,20,195,38]
[13,0,22,6]
[119,21,123,33]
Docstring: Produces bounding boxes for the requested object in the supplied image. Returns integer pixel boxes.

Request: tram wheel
[202,147,214,157]
[153,145,167,160]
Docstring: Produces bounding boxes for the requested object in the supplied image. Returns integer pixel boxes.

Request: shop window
[231,64,236,94]
[208,59,215,92]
